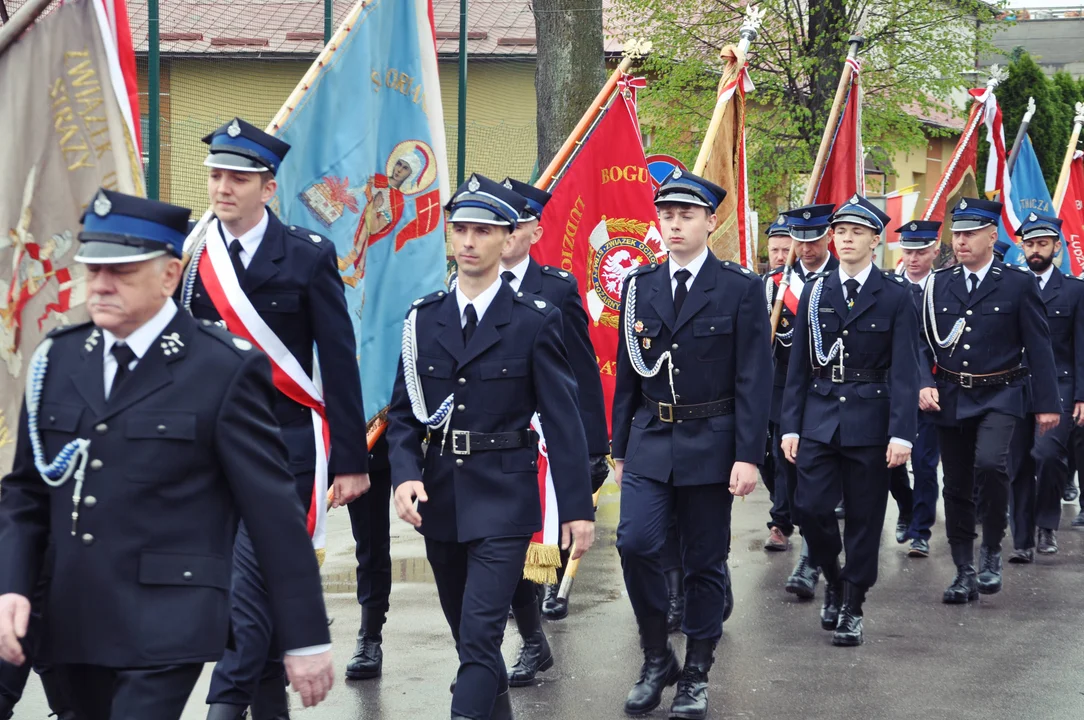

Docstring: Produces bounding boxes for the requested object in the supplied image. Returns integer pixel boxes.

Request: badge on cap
[850,194,860,204]
[777,215,785,224]
[227,119,241,138]
[93,191,111,217]
[910,223,917,231]
[468,175,480,192]
[802,211,811,220]
[960,198,968,209]
[672,168,682,179]
[503,179,513,189]
[1028,212,1037,222]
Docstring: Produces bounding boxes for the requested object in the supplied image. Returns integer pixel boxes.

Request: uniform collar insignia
[84,328,101,352]
[159,332,185,356]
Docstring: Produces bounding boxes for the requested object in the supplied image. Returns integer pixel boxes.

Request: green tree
[610,0,1005,213]
[995,53,1071,192]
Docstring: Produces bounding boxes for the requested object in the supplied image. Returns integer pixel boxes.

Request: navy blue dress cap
[950,197,1002,232]
[502,177,551,221]
[895,220,942,250]
[831,194,891,234]
[446,173,527,227]
[202,117,291,175]
[783,203,835,242]
[1015,212,1064,242]
[75,189,191,264]
[654,168,727,211]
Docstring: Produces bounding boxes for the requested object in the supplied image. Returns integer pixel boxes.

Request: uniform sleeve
[1019,276,1061,414]
[1073,284,1084,403]
[216,351,330,651]
[558,282,609,456]
[781,284,814,437]
[0,401,51,599]
[386,357,427,488]
[917,284,937,389]
[734,277,773,464]
[533,308,594,523]
[309,241,369,475]
[888,290,920,442]
[610,278,641,460]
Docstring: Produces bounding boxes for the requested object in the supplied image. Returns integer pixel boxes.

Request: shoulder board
[882,270,906,283]
[720,260,755,277]
[767,266,784,277]
[540,265,576,283]
[811,270,832,280]
[514,291,553,313]
[1012,264,1028,273]
[1068,274,1084,282]
[286,224,329,247]
[628,263,660,278]
[196,321,258,354]
[46,320,93,339]
[406,289,448,315]
[934,265,957,274]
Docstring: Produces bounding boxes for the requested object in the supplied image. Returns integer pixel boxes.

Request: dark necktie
[463,303,478,345]
[674,269,692,315]
[844,278,860,311]
[968,273,979,297]
[228,239,246,281]
[110,343,137,398]
[1036,274,1043,291]
[501,270,516,285]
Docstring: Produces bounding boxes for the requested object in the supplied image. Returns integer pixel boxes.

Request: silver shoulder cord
[26,339,91,535]
[623,275,677,404]
[922,272,965,365]
[401,307,456,453]
[807,276,844,374]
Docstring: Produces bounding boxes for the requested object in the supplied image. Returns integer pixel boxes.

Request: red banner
[1060,151,1084,276]
[922,100,983,254]
[814,58,863,211]
[532,92,662,435]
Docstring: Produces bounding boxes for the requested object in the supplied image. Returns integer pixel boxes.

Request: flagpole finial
[1075,101,1084,126]
[622,38,654,60]
[1023,96,1036,124]
[740,5,764,40]
[986,64,1007,89]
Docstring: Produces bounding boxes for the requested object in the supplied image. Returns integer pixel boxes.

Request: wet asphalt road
[13,481,1084,719]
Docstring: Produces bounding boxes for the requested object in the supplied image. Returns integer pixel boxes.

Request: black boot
[540,584,568,620]
[624,616,681,716]
[39,665,77,720]
[508,601,553,686]
[0,695,13,720]
[665,568,685,633]
[249,677,289,720]
[819,559,842,631]
[943,544,978,604]
[207,704,248,720]
[668,638,714,720]
[345,607,385,680]
[832,583,865,647]
[491,689,514,720]
[977,544,1003,595]
[722,564,734,623]
[784,539,820,599]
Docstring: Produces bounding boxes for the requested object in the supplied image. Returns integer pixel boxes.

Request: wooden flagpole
[1006,97,1036,174]
[0,0,52,57]
[769,36,864,342]
[1053,102,1084,213]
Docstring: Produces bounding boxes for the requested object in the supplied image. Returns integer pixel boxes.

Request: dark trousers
[1034,412,1073,531]
[616,471,732,641]
[60,663,202,720]
[938,412,1019,551]
[905,411,941,541]
[347,453,393,612]
[767,422,795,534]
[889,466,914,522]
[1009,416,1038,550]
[794,438,890,589]
[660,512,681,574]
[426,535,531,720]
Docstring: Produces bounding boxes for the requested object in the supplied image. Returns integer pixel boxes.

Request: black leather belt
[642,395,735,423]
[935,365,1029,389]
[429,429,538,456]
[812,366,888,383]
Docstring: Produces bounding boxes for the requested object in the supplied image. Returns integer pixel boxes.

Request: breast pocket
[816,309,841,333]
[692,315,733,360]
[1047,305,1071,328]
[480,358,530,413]
[38,403,83,434]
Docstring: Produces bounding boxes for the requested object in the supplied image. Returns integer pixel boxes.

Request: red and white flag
[1059,151,1084,276]
[814,58,865,208]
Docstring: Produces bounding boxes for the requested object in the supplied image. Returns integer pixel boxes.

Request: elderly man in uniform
[180,117,370,720]
[1005,215,1084,561]
[918,198,1060,604]
[0,190,333,720]
[387,173,595,720]
[781,196,919,647]
[892,221,944,558]
[612,169,771,719]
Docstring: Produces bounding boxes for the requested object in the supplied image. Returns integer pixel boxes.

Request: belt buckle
[830,366,845,383]
[959,372,973,389]
[658,402,675,423]
[452,430,471,455]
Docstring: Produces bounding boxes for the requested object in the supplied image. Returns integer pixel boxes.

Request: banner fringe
[522,542,561,585]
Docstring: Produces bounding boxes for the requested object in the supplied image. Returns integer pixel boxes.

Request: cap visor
[204,153,269,173]
[789,226,830,242]
[655,192,712,208]
[831,213,882,232]
[898,239,938,250]
[74,241,169,264]
[950,219,994,232]
[1019,228,1060,241]
[448,206,513,226]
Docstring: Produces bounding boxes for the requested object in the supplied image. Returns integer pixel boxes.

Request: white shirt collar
[455,275,503,327]
[799,257,830,278]
[670,247,709,282]
[219,209,269,267]
[964,257,995,285]
[102,299,179,362]
[838,262,874,290]
[500,255,532,292]
[906,269,932,287]
[1034,264,1055,290]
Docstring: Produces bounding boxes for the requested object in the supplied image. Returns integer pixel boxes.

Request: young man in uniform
[387,174,594,720]
[918,198,1060,604]
[181,118,370,720]
[781,197,918,646]
[612,169,771,719]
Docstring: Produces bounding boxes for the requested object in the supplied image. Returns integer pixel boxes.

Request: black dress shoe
[1037,528,1058,554]
[820,581,842,630]
[668,638,714,720]
[832,584,865,647]
[625,617,681,716]
[345,607,385,680]
[207,706,248,720]
[540,584,568,620]
[977,545,1002,595]
[491,689,514,720]
[895,519,911,544]
[1073,511,1084,527]
[250,676,290,720]
[508,601,554,686]
[665,568,685,634]
[908,538,930,557]
[784,540,820,600]
[942,565,979,604]
[722,565,734,623]
[1008,548,1034,564]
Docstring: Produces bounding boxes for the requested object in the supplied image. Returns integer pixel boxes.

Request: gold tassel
[521,542,561,585]
[315,547,326,568]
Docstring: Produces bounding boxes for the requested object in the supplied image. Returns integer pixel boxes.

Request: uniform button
[709,326,716,332]
[676,419,683,424]
[673,368,680,375]
[963,361,969,367]
[195,292,202,298]
[48,416,55,424]
[965,327,972,332]
[271,301,278,307]
[994,307,1000,312]
[83,496,97,508]
[428,366,435,372]
[458,378,466,385]
[1056,310,1061,315]
[870,324,876,329]
[844,353,850,360]
[839,397,847,403]
[157,425,167,434]
[455,459,464,467]
[81,533,94,545]
[672,343,679,350]
[183,571,193,580]
[842,330,849,337]
[822,323,827,329]
[90,459,103,471]
[95,423,108,434]
[502,368,508,374]
[966,310,973,316]
[457,404,465,411]
[963,344,970,350]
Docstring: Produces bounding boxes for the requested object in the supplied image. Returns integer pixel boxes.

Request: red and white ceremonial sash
[197,231,331,550]
[772,271,803,316]
[524,413,561,584]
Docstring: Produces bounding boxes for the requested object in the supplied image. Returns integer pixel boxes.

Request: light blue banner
[1001,135,1067,272]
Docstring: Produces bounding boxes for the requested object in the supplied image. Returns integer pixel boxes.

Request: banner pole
[0,0,51,58]
[1006,97,1035,175]
[1053,103,1084,213]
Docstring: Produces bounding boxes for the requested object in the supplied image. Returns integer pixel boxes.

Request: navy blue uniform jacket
[1035,269,1084,412]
